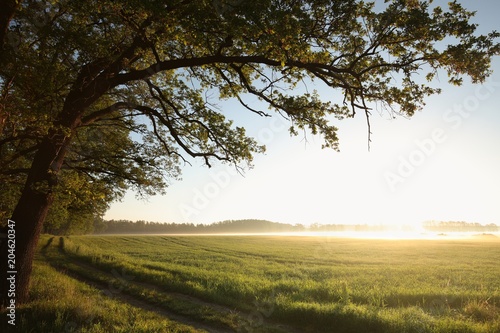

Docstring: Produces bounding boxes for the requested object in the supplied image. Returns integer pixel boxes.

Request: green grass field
[3,235,500,332]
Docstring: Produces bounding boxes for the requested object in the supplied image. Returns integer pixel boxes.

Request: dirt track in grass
[40,236,298,333]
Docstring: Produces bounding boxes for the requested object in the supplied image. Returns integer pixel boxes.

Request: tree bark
[1,124,75,306]
[1,53,115,305]
[7,169,54,305]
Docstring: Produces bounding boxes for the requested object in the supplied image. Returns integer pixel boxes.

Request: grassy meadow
[3,234,500,332]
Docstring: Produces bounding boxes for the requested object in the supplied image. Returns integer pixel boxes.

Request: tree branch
[80,102,132,126]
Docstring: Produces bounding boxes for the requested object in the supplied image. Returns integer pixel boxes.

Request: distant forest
[422,221,499,233]
[93,219,499,235]
[97,219,299,234]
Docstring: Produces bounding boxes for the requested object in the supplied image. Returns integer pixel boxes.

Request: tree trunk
[7,175,54,305]
[1,130,72,306]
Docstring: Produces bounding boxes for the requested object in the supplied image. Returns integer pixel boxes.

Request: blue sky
[105,0,500,227]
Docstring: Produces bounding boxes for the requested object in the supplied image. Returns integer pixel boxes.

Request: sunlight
[236,231,500,241]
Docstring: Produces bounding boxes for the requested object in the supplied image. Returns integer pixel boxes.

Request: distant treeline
[422,221,499,232]
[95,219,393,234]
[93,219,499,235]
[97,219,298,234]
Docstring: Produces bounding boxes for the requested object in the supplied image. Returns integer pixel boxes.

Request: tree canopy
[2,0,499,207]
[0,0,499,304]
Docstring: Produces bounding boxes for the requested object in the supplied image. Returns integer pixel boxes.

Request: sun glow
[194,231,500,241]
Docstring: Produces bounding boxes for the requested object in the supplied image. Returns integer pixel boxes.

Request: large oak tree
[1,0,499,305]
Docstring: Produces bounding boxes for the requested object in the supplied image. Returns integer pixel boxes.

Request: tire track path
[41,237,299,333]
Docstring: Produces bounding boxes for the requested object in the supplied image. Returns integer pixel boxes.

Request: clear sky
[105,0,500,227]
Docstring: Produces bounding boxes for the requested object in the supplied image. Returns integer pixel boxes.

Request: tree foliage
[1,0,499,226]
[0,0,499,304]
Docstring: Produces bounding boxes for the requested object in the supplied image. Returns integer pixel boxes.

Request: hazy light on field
[151,231,500,241]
